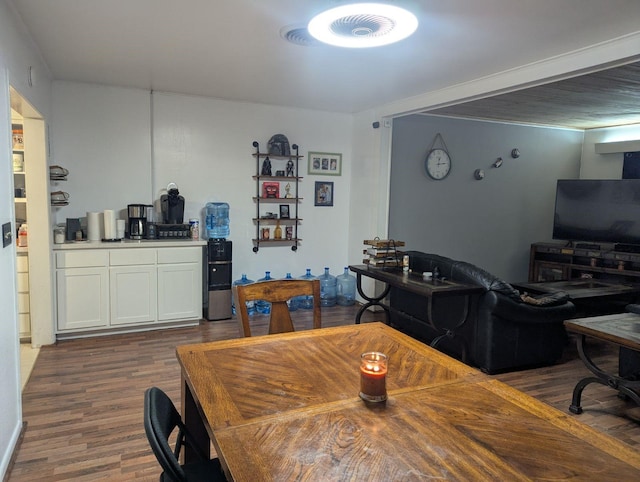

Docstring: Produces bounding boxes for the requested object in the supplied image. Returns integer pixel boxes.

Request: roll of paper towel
[87,212,103,241]
[103,210,117,240]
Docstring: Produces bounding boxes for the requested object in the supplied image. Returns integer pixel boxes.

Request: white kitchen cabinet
[56,266,109,331]
[157,247,202,321]
[109,249,157,325]
[54,244,202,337]
[16,253,30,339]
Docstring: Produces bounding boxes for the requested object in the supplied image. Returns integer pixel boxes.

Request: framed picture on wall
[279,204,290,219]
[314,181,334,207]
[308,152,342,176]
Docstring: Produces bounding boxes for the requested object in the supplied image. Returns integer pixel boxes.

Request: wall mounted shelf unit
[252,140,302,252]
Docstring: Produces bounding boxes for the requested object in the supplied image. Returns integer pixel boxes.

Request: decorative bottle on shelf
[17,224,28,247]
[232,274,255,316]
[274,220,282,240]
[337,267,356,306]
[297,268,316,309]
[319,267,337,307]
[255,271,272,314]
[283,272,298,311]
[205,202,230,239]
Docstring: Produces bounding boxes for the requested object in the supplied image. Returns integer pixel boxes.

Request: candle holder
[359,352,388,402]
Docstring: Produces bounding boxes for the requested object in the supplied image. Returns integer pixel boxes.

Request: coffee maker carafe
[128,204,148,239]
[160,182,185,224]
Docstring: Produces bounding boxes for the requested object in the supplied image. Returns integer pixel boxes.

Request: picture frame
[262,181,280,199]
[279,204,290,219]
[308,151,342,176]
[314,181,334,207]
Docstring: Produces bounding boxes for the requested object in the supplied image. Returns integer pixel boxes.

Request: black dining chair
[143,387,227,482]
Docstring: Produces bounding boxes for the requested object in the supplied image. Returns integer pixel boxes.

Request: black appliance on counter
[127,204,150,239]
[205,239,232,320]
[155,182,190,239]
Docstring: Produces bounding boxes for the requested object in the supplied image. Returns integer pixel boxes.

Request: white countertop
[52,239,207,250]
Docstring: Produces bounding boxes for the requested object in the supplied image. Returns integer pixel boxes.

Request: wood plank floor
[8,306,640,481]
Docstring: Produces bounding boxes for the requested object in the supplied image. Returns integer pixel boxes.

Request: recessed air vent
[280,25,320,47]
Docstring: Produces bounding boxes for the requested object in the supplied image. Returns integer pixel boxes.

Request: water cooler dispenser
[206,239,232,320]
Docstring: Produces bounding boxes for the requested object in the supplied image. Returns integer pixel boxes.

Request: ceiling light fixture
[308,3,418,48]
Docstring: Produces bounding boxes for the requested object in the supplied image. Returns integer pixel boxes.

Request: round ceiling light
[308,3,418,48]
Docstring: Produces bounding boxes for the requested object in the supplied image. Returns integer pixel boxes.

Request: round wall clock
[425,148,451,180]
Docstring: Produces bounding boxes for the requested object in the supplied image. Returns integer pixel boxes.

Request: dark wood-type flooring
[7,305,640,481]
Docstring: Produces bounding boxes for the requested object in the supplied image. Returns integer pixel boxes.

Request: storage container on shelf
[232,273,255,316]
[17,224,28,247]
[318,267,337,307]
[337,267,356,306]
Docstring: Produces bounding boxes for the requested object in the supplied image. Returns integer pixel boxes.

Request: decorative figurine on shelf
[285,226,293,240]
[261,157,272,176]
[284,183,293,198]
[286,160,295,177]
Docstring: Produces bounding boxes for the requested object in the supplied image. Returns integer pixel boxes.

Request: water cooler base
[207,289,232,320]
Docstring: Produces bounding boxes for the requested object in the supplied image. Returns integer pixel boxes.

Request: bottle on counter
[17,224,28,247]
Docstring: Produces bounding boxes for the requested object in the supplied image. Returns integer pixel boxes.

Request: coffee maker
[160,182,185,224]
[127,204,149,239]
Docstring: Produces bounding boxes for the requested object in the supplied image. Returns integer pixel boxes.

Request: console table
[348,265,483,359]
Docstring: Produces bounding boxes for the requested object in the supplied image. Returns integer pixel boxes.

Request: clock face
[425,148,451,180]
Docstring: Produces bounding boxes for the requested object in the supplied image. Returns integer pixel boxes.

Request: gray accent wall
[389,114,584,282]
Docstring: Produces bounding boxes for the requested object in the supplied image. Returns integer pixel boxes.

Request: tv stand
[614,243,640,254]
[528,242,640,284]
[575,243,601,250]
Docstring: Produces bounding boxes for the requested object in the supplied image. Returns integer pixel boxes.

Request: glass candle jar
[359,352,388,402]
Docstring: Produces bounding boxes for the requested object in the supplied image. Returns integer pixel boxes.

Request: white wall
[580,123,640,179]
[388,115,584,282]
[51,84,355,280]
[0,0,53,477]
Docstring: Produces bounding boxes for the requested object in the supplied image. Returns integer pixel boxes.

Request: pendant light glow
[308,3,418,48]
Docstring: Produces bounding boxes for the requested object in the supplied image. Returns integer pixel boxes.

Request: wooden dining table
[176,322,640,481]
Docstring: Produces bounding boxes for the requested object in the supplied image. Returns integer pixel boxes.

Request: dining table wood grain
[176,322,640,481]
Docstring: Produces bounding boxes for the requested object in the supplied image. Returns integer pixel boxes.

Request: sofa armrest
[488,291,576,323]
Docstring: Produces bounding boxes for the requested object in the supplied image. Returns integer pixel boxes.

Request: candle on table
[359,352,388,402]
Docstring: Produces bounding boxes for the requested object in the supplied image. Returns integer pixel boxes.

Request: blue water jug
[319,267,337,307]
[232,274,255,316]
[205,202,230,239]
[296,268,316,309]
[255,271,272,314]
[337,267,356,306]
[283,273,299,311]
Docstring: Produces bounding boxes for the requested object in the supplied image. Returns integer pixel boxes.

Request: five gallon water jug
[232,274,255,316]
[205,202,230,239]
[255,271,272,314]
[296,268,316,309]
[282,273,298,311]
[337,267,356,306]
[318,267,337,307]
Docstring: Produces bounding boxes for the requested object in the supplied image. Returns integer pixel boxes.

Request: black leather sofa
[389,251,576,374]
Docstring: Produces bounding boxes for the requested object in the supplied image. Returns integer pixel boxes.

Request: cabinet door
[110,265,157,325]
[56,267,109,331]
[157,263,202,321]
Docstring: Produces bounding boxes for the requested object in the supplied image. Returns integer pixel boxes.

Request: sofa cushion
[520,291,570,307]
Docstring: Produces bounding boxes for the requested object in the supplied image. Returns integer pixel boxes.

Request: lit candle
[359,352,388,402]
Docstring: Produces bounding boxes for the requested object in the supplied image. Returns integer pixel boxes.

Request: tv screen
[553,179,640,246]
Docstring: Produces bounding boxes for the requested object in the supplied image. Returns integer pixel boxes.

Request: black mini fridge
[205,239,232,320]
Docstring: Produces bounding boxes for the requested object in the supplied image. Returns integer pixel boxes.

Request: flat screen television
[552,179,640,247]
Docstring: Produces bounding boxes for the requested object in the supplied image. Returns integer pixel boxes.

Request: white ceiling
[8,0,640,123]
